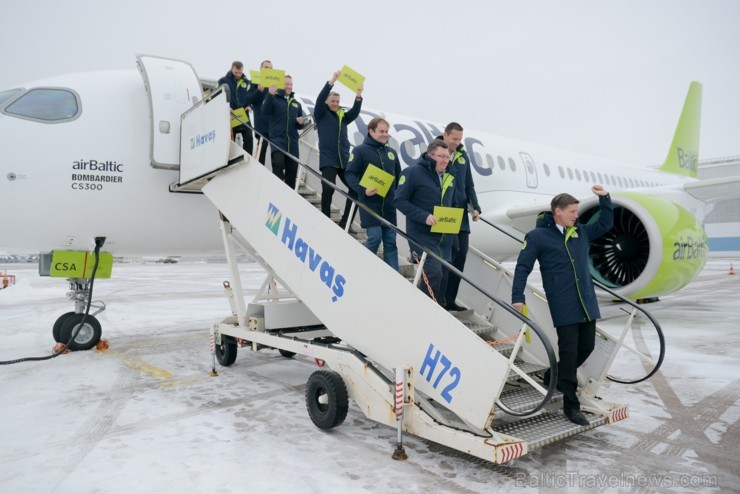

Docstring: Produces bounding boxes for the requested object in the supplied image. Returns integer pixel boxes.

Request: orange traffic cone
[730,263,736,275]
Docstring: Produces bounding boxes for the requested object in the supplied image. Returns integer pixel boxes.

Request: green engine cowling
[580,192,708,299]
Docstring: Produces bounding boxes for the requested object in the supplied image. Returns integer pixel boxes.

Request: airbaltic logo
[265,202,347,302]
[673,235,707,261]
[190,130,216,150]
[677,147,698,174]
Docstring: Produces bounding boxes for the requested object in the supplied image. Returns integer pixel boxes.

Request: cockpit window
[3,88,80,122]
[0,88,22,106]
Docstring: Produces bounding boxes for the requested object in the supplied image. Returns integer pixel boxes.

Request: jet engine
[579,192,708,299]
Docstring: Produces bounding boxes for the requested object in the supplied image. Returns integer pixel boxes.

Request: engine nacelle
[579,192,708,299]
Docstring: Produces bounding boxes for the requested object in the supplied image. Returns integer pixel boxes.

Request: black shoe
[445,302,467,312]
[565,410,589,426]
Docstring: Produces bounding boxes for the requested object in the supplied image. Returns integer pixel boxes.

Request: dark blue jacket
[314,82,362,169]
[511,194,613,327]
[345,134,402,228]
[251,88,269,136]
[435,137,481,233]
[217,70,257,130]
[394,153,457,260]
[262,90,305,157]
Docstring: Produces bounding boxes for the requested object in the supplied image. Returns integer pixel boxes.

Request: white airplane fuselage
[0,69,698,262]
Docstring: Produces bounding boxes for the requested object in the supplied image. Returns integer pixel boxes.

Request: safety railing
[476,215,665,385]
[223,115,560,417]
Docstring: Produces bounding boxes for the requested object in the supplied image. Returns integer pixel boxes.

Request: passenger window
[497,156,506,170]
[597,172,603,183]
[486,154,496,170]
[590,171,597,182]
[0,88,21,107]
[575,169,582,181]
[567,168,574,180]
[3,88,79,122]
[558,165,565,178]
[508,157,516,171]
[542,163,550,176]
[617,177,624,187]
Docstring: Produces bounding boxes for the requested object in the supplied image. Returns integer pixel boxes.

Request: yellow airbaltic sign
[431,206,464,234]
[338,65,365,93]
[50,251,114,278]
[359,164,395,197]
[260,68,285,89]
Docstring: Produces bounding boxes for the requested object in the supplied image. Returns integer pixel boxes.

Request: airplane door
[136,54,203,169]
[520,152,538,188]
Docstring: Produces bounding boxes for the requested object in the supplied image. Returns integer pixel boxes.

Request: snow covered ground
[1,260,737,493]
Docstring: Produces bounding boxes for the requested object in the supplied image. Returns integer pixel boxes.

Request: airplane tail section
[658,81,702,178]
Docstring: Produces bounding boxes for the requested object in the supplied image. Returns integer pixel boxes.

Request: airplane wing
[683,175,740,202]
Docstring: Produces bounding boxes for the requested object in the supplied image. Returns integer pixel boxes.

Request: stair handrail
[221,124,561,417]
[476,215,665,384]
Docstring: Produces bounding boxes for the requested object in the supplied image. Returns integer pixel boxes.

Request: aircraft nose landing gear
[51,278,106,351]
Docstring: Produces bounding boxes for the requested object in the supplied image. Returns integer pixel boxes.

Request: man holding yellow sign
[346,118,402,271]
[315,69,364,228]
[218,61,258,154]
[263,74,305,189]
[395,140,461,303]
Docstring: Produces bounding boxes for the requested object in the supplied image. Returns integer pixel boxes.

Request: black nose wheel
[305,369,349,430]
[58,314,102,351]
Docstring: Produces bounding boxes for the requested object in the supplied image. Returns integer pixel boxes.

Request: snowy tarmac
[1,260,738,493]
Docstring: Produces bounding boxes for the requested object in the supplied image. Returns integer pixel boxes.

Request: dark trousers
[443,231,469,306]
[233,126,253,155]
[410,243,444,304]
[255,134,269,165]
[271,150,298,190]
[321,167,357,226]
[552,320,596,413]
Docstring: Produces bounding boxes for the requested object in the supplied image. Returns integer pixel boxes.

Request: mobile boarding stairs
[171,86,665,465]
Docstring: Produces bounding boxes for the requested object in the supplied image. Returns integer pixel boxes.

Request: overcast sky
[2,0,738,166]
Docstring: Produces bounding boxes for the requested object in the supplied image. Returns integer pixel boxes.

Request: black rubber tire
[215,336,237,366]
[278,349,296,358]
[59,314,102,351]
[52,312,76,343]
[305,370,349,430]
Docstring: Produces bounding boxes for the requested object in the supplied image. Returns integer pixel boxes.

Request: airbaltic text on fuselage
[72,160,124,172]
[70,159,124,190]
[673,236,708,260]
[266,203,347,302]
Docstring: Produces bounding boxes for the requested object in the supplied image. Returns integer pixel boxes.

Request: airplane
[1,55,738,349]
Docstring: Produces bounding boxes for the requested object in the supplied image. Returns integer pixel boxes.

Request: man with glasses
[395,140,456,301]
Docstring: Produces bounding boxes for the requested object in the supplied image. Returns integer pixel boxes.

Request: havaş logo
[190,130,217,150]
[265,203,347,302]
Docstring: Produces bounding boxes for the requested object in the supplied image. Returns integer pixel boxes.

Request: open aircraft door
[136,55,203,169]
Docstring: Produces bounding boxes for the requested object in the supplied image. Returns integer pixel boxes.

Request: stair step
[496,386,562,413]
[506,361,548,383]
[453,310,497,336]
[489,341,516,357]
[491,410,606,451]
